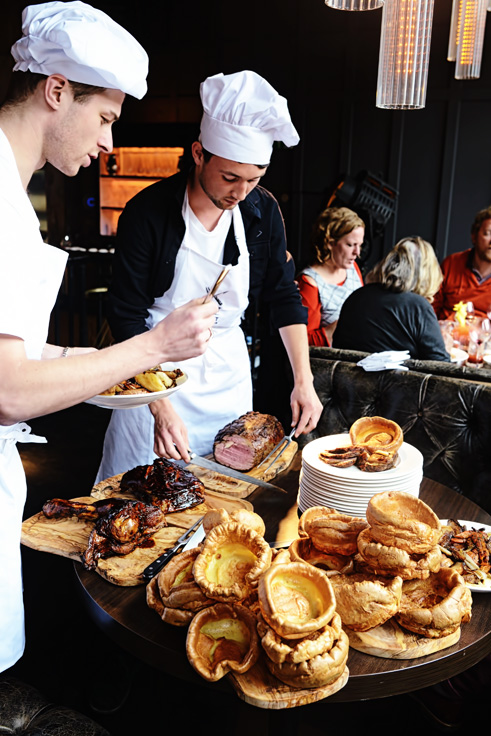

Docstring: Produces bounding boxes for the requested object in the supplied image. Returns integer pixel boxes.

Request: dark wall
[2,0,491,269]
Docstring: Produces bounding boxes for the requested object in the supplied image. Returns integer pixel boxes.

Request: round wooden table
[75,464,491,703]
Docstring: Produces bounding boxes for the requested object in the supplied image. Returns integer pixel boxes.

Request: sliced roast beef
[213,411,284,471]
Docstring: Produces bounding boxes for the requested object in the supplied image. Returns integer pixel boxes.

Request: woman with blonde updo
[333,236,450,361]
[298,207,365,346]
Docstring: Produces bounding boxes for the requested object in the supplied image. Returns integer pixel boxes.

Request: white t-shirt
[0,128,67,671]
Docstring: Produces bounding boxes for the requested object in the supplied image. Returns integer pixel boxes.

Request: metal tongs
[256,426,297,474]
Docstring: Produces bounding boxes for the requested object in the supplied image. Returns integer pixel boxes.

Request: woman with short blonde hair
[367,236,443,302]
[333,236,449,361]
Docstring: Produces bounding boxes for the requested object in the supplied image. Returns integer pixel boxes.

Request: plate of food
[85,367,188,409]
[439,519,491,592]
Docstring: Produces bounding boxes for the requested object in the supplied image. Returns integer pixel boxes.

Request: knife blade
[141,516,203,581]
[182,522,206,552]
[183,453,286,493]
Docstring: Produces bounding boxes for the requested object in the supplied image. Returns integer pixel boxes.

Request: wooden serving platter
[183,441,298,499]
[346,618,461,659]
[21,476,252,587]
[229,658,349,709]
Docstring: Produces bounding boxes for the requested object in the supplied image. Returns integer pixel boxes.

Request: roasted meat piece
[120,457,205,511]
[213,411,284,471]
[43,497,167,570]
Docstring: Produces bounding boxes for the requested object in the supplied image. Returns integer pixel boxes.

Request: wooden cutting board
[21,478,252,587]
[183,441,298,499]
[346,618,461,659]
[228,659,349,709]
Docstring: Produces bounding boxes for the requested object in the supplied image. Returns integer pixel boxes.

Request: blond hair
[311,207,365,265]
[367,236,442,302]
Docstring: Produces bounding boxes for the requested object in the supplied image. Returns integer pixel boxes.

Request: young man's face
[193,143,267,210]
[44,87,124,176]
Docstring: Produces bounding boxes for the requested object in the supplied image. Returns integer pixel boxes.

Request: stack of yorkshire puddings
[298,492,472,641]
[147,507,349,689]
[147,490,473,691]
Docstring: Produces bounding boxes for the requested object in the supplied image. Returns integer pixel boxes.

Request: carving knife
[141,516,203,581]
[182,453,286,493]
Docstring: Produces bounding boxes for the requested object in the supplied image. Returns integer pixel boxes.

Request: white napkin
[357,350,410,372]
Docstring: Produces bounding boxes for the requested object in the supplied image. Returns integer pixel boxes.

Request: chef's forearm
[0,298,217,424]
[279,323,314,386]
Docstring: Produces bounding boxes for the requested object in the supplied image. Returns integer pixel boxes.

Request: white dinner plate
[85,372,188,410]
[302,434,423,481]
[441,519,491,593]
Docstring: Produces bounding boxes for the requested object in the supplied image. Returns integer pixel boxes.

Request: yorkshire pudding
[186,602,260,681]
[146,576,196,627]
[366,491,442,554]
[330,572,403,631]
[298,506,338,538]
[395,568,472,638]
[357,528,442,580]
[289,538,354,575]
[257,613,336,665]
[263,612,349,689]
[300,507,368,556]
[349,416,403,456]
[157,547,211,612]
[202,509,266,537]
[193,522,272,603]
[258,561,337,639]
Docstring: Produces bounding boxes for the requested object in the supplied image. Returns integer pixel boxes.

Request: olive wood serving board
[21,477,252,587]
[228,659,349,709]
[346,618,461,659]
[185,441,298,498]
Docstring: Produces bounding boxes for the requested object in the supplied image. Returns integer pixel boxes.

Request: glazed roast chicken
[43,497,167,569]
[42,458,205,570]
[120,457,205,510]
[213,411,285,471]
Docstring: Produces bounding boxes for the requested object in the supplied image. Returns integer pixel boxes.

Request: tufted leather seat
[0,677,110,736]
[306,349,491,514]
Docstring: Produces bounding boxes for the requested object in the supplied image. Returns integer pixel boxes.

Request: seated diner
[333,236,450,361]
[298,206,365,346]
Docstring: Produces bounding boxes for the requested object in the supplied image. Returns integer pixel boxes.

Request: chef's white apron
[96,194,252,481]
[0,239,66,673]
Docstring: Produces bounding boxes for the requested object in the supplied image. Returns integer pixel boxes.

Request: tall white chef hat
[11,1,148,99]
[199,70,300,165]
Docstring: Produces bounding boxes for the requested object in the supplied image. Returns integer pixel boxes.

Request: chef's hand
[152,297,217,363]
[290,380,323,436]
[149,398,191,463]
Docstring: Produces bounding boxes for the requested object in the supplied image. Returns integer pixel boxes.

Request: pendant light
[376,0,435,109]
[454,0,488,79]
[325,0,383,10]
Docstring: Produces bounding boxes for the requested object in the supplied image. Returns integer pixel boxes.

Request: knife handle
[142,543,183,581]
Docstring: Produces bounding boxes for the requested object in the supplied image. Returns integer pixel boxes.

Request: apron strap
[0,422,47,444]
[223,219,240,267]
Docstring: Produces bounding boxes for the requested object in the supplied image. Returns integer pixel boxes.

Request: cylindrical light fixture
[455,0,488,79]
[447,0,461,61]
[325,0,383,9]
[376,0,435,109]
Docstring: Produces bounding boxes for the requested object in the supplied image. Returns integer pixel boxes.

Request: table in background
[76,462,491,702]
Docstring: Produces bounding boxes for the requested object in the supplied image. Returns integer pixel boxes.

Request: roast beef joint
[213,411,285,471]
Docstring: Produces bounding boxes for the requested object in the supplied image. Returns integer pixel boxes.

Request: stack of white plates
[298,434,423,518]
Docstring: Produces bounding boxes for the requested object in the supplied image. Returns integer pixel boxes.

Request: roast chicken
[120,457,205,510]
[43,497,167,570]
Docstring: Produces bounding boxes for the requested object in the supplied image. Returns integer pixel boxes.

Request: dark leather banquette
[306,347,491,514]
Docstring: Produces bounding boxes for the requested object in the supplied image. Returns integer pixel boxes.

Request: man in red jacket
[433,206,491,321]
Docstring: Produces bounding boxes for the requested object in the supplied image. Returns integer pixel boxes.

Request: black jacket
[107,170,307,342]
